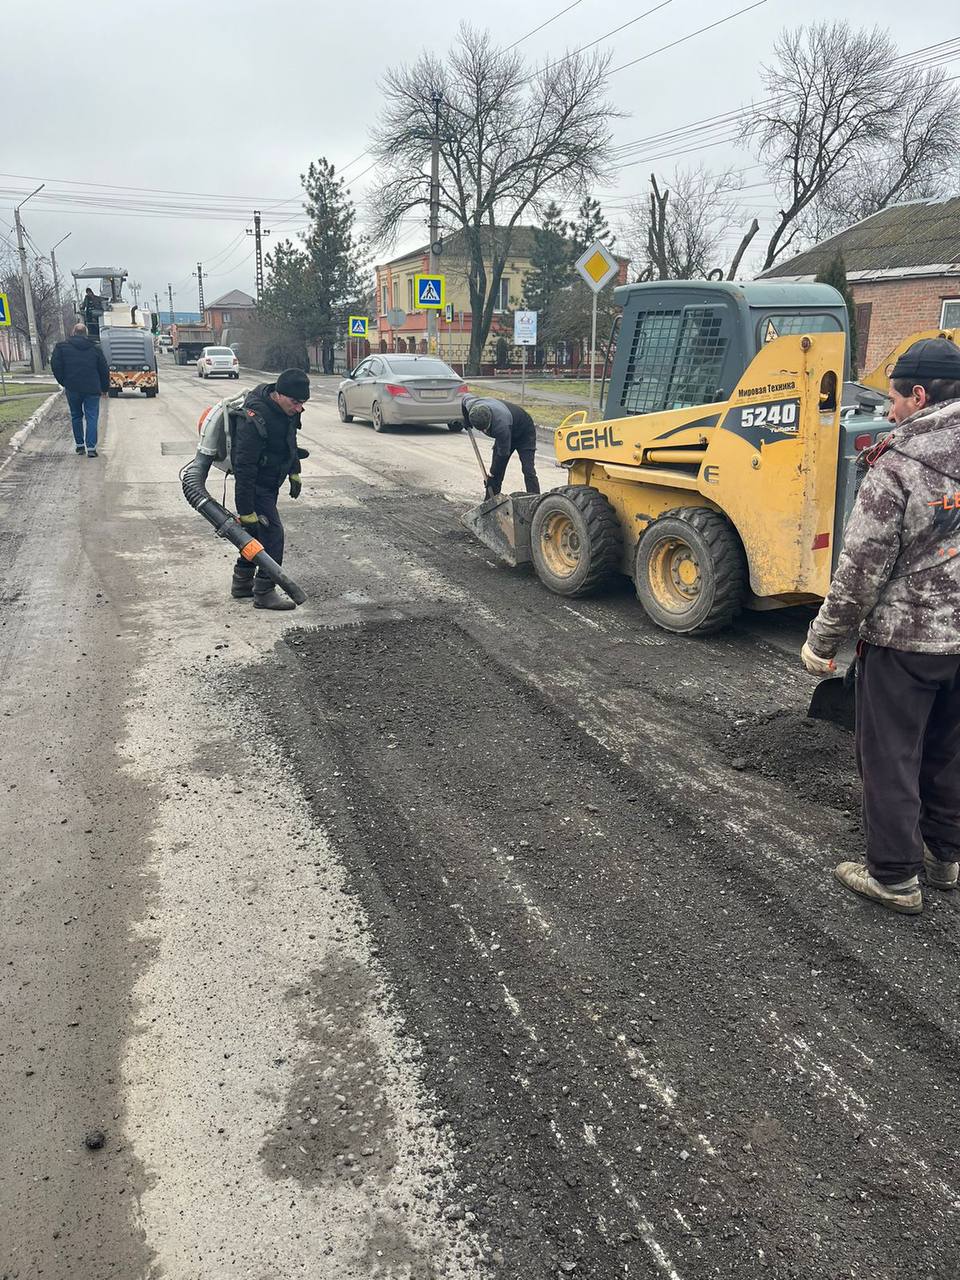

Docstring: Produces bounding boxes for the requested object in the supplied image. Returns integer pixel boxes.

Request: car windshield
[207,348,234,356]
[385,358,456,377]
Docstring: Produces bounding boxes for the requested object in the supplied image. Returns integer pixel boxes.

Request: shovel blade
[808,668,856,732]
[462,493,538,567]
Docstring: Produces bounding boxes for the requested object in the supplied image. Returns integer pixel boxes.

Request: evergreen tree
[522,202,573,353]
[570,196,611,254]
[815,252,858,374]
[261,158,370,372]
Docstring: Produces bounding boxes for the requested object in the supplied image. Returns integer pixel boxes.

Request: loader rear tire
[634,507,746,635]
[531,486,623,597]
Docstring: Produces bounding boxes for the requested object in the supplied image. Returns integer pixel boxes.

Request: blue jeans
[65,390,101,450]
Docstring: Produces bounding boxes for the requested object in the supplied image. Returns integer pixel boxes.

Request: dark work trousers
[856,642,960,883]
[235,484,284,579]
[487,446,540,498]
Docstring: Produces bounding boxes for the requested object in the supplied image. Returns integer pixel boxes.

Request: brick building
[203,290,256,341]
[760,196,960,372]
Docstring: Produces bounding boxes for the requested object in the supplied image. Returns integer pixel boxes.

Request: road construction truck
[171,322,216,367]
[465,279,958,635]
[72,267,158,398]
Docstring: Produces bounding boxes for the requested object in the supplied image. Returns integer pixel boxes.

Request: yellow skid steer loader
[468,279,955,636]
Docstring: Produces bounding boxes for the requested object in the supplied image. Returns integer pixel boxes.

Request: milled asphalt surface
[1,359,959,1279]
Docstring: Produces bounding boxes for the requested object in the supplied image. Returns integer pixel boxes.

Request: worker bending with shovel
[801,337,960,914]
[462,394,540,498]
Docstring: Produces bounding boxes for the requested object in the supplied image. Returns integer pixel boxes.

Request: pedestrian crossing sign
[414,274,445,309]
[348,315,368,337]
[0,293,10,327]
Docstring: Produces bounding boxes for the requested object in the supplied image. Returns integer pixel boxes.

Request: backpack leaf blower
[181,396,307,606]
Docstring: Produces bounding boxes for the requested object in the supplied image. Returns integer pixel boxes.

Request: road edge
[0,389,64,476]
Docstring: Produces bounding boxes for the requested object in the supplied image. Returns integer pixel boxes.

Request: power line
[505,0,587,51]
[608,1,768,76]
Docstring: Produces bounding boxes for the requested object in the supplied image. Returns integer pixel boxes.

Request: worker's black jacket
[232,383,302,517]
[461,396,537,456]
[50,335,109,396]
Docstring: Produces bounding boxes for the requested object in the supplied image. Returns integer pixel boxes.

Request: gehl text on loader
[466,279,957,651]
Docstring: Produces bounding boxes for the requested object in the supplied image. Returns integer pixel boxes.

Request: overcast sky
[2,0,953,312]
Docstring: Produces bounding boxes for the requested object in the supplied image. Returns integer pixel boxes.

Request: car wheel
[447,421,464,432]
[338,393,353,423]
[372,401,387,432]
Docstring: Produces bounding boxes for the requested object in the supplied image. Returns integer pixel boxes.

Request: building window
[381,285,388,315]
[940,299,960,327]
[407,278,414,312]
[494,277,510,312]
[221,311,231,323]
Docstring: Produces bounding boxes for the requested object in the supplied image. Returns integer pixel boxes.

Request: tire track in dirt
[259,615,960,1280]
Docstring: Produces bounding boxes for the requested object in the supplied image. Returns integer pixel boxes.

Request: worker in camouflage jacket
[801,337,960,914]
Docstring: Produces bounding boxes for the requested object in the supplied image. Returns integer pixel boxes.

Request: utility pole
[50,231,71,341]
[427,92,441,356]
[154,291,161,322]
[192,263,206,317]
[246,211,271,301]
[167,283,175,326]
[129,280,142,306]
[14,184,44,373]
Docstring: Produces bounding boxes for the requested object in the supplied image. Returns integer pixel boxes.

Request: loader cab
[604,280,851,422]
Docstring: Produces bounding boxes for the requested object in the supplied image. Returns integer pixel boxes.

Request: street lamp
[13,184,44,372]
[50,232,71,341]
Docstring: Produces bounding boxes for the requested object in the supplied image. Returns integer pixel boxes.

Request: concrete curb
[0,390,64,476]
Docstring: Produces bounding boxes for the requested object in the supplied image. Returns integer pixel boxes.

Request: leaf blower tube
[182,400,306,605]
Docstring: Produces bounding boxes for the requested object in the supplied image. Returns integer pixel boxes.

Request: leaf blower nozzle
[181,449,307,606]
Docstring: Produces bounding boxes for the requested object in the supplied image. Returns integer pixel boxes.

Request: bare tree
[815,66,960,234]
[369,25,617,373]
[622,167,749,280]
[743,22,960,271]
[1,254,61,368]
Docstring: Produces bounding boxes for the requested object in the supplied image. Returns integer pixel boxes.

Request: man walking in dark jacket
[50,324,110,457]
[462,393,540,499]
[231,368,309,611]
[801,337,960,914]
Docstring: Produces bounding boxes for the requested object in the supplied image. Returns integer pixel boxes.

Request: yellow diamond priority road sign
[574,241,619,294]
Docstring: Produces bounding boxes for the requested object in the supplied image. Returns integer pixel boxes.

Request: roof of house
[761,196,960,282]
[207,289,256,308]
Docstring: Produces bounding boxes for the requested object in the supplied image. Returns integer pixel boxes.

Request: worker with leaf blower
[462,394,540,499]
[801,337,960,915]
[231,368,309,612]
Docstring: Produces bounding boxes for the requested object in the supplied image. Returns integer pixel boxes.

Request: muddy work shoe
[253,587,295,611]
[923,847,959,890]
[833,862,922,914]
[231,564,255,599]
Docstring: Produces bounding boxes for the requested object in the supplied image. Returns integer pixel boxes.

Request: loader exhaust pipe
[181,450,307,605]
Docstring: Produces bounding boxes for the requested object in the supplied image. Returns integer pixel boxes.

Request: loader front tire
[531,486,623,597]
[635,507,746,635]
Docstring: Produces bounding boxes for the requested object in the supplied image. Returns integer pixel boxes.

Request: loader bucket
[461,493,538,567]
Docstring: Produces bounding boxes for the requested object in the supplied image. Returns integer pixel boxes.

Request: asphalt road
[1,360,958,1279]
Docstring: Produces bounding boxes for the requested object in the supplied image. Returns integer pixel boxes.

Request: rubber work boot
[923,846,959,890]
[253,579,295,611]
[833,861,922,914]
[231,563,255,599]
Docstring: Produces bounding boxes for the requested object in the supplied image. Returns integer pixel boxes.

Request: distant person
[81,287,103,338]
[231,369,309,611]
[461,393,540,499]
[50,323,109,458]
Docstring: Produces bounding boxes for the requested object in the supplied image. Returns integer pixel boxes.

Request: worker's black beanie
[890,337,960,381]
[276,368,311,400]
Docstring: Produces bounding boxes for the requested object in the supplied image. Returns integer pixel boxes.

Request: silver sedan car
[337,354,468,432]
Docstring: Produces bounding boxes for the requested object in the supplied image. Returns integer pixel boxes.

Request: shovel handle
[465,425,491,487]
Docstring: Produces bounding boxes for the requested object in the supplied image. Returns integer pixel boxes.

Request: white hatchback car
[197,346,239,379]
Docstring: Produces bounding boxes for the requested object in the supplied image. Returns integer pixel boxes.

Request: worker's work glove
[800,641,836,676]
[289,474,302,499]
[238,513,263,540]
